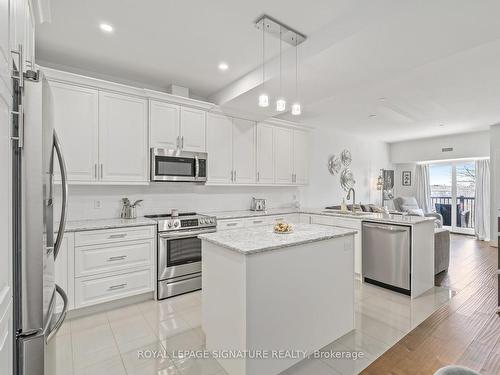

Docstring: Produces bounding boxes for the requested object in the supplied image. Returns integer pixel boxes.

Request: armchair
[393,197,443,227]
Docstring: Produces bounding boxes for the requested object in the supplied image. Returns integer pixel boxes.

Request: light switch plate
[94,200,102,209]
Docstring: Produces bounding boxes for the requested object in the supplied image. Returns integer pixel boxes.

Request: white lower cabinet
[75,268,152,308]
[75,239,154,278]
[56,225,155,311]
[55,232,75,312]
[218,213,300,231]
[308,215,362,276]
[0,303,12,375]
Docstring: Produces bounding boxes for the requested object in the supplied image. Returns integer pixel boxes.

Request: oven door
[158,228,215,280]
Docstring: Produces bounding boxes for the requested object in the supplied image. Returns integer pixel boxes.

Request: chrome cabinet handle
[253,220,263,224]
[100,164,103,179]
[53,131,68,260]
[108,233,127,239]
[257,172,260,182]
[227,223,238,227]
[46,284,68,343]
[108,255,127,262]
[234,170,236,182]
[108,283,127,291]
[18,104,24,148]
[181,136,184,149]
[94,164,97,179]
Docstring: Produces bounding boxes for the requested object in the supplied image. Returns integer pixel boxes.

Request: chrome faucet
[346,188,356,212]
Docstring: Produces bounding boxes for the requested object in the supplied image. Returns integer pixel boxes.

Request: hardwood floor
[362,234,499,375]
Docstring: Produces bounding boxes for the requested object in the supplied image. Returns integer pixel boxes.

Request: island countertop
[199,223,356,255]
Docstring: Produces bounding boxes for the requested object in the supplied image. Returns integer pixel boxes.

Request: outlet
[94,200,102,209]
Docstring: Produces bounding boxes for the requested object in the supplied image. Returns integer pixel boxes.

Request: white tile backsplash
[55,184,300,221]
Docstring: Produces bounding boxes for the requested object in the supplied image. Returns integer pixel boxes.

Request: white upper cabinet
[149,100,180,149]
[293,129,309,184]
[50,82,99,182]
[256,123,275,184]
[274,127,293,184]
[98,91,148,182]
[149,102,206,152]
[206,113,233,184]
[180,107,206,152]
[232,118,256,184]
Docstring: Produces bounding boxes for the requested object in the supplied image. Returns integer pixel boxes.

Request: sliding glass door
[429,161,476,235]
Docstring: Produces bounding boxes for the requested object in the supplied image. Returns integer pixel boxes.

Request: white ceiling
[36,0,500,142]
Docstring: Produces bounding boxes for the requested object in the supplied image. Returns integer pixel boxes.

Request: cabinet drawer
[217,220,245,231]
[269,214,299,223]
[244,217,273,227]
[75,269,152,308]
[75,226,155,246]
[75,239,154,278]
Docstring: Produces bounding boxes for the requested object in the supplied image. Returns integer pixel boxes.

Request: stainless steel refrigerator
[12,65,69,375]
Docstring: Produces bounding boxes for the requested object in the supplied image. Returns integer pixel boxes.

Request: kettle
[250,197,266,211]
[120,198,143,219]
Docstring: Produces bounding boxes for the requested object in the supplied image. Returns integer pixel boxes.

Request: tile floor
[54,281,453,375]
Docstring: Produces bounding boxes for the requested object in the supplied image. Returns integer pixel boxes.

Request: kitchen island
[199,224,357,375]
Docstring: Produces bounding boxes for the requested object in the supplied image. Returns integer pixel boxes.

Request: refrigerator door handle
[45,284,68,343]
[53,130,68,260]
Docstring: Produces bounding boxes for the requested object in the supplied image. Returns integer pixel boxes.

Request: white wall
[390,131,490,164]
[490,125,500,245]
[301,126,391,208]
[56,184,300,221]
[393,163,417,199]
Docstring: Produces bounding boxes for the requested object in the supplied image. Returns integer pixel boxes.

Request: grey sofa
[393,197,443,227]
[394,197,449,275]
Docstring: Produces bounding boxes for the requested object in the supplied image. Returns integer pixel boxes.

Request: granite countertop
[202,207,300,220]
[199,223,357,255]
[61,217,157,232]
[206,207,436,225]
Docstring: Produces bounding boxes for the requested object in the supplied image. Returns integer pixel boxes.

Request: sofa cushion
[407,208,424,216]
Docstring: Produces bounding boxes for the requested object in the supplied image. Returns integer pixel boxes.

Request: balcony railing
[430,196,475,229]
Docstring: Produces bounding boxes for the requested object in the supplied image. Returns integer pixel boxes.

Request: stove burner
[144,212,197,219]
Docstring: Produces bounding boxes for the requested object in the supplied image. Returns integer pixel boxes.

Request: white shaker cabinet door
[55,233,74,312]
[274,127,293,184]
[180,107,206,152]
[293,129,309,185]
[98,92,148,182]
[50,82,99,182]
[256,123,275,184]
[206,113,233,184]
[232,118,256,184]
[149,100,180,149]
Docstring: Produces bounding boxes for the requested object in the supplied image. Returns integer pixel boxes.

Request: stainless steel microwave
[150,148,207,182]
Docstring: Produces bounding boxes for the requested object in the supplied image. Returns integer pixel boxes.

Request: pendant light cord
[262,20,265,88]
[295,33,298,100]
[279,26,282,96]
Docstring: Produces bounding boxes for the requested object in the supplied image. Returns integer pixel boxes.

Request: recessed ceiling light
[378,97,387,101]
[439,123,445,127]
[99,23,114,33]
[218,62,229,71]
[369,114,377,118]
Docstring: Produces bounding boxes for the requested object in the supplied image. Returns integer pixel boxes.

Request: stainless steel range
[145,212,217,299]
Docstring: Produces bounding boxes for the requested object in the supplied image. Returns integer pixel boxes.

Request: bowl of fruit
[273,221,293,234]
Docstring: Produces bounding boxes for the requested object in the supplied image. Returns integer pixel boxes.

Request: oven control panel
[181,219,199,228]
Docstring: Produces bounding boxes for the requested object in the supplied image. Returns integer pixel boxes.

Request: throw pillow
[407,208,424,217]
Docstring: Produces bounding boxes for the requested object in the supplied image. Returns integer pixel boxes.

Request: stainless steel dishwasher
[362,222,411,295]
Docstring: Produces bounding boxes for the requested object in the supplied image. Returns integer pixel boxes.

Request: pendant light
[258,19,269,107]
[291,32,301,116]
[276,26,286,112]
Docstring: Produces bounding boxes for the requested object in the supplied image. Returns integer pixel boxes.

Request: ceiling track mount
[255,15,306,46]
